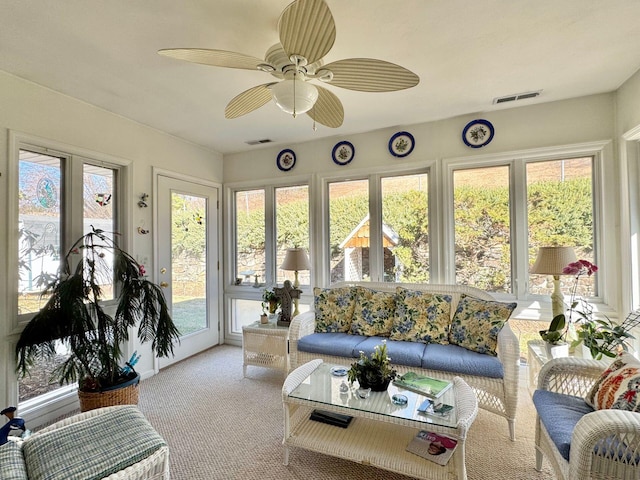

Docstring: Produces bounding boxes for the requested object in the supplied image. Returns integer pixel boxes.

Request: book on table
[393,372,453,398]
[309,409,353,428]
[406,430,458,466]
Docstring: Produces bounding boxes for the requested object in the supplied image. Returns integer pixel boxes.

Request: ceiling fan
[158,0,419,128]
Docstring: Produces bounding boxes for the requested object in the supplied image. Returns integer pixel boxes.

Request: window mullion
[512,159,528,299]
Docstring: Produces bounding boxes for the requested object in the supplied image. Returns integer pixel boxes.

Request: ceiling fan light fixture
[271,78,318,116]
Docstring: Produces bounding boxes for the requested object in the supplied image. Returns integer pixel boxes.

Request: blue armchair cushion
[422,343,504,378]
[533,389,594,461]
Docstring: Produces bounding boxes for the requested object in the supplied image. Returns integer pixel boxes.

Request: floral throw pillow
[585,352,640,411]
[350,287,397,337]
[390,287,452,344]
[314,286,357,333]
[448,295,516,355]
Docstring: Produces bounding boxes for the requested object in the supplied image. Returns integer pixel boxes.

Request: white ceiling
[2,1,640,155]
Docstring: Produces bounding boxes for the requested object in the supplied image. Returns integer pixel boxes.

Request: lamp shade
[271,79,318,115]
[280,248,311,271]
[530,246,578,275]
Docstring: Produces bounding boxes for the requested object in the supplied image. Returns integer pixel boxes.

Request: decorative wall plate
[388,131,415,158]
[276,149,296,171]
[332,141,355,166]
[462,119,494,148]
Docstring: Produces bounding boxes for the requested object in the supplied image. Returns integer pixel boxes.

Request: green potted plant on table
[347,341,397,391]
[262,288,281,315]
[15,227,180,411]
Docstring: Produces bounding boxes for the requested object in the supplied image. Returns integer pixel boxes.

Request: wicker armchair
[534,357,640,480]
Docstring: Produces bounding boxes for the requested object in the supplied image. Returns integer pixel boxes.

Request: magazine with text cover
[394,372,453,398]
[406,430,458,466]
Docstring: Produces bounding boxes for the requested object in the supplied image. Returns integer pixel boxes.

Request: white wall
[0,71,223,423]
[224,93,614,181]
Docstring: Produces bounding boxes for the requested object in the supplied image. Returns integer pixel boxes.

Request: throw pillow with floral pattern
[448,295,516,355]
[585,352,640,411]
[314,286,357,333]
[390,287,453,344]
[350,287,397,336]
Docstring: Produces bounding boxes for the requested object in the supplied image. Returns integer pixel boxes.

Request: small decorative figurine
[274,280,301,327]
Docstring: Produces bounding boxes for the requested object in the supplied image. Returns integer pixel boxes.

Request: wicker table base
[242,321,289,377]
[283,360,478,480]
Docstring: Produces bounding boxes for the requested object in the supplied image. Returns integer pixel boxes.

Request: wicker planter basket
[78,374,140,412]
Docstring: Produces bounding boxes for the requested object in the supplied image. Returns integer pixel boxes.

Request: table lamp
[280,248,310,317]
[530,246,577,319]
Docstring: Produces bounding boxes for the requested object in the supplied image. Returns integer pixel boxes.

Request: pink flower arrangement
[563,259,598,323]
[138,264,146,276]
[562,259,598,277]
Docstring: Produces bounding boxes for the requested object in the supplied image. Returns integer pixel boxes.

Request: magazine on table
[406,430,458,466]
[417,398,454,419]
[393,372,453,398]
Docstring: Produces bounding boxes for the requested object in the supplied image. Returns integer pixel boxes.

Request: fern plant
[16,227,180,392]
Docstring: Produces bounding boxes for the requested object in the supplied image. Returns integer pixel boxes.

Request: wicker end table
[242,321,289,377]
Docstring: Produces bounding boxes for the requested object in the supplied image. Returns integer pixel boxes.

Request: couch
[289,281,520,440]
[0,405,170,480]
[533,356,640,480]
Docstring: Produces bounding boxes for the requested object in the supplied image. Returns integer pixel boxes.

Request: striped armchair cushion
[0,441,28,480]
[23,406,166,480]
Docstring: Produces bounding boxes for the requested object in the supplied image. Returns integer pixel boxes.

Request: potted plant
[574,310,640,360]
[347,341,397,391]
[539,314,570,358]
[262,288,281,315]
[15,227,180,411]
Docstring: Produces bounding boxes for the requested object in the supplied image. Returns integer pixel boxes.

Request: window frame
[442,141,608,306]
[7,131,131,417]
[224,174,312,337]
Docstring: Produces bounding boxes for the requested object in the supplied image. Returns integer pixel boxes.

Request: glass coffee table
[282,360,478,480]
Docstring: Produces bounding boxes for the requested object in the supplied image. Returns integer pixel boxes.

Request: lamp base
[550,275,565,319]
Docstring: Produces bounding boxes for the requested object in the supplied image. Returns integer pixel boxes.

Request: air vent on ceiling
[245,139,273,145]
[493,90,542,105]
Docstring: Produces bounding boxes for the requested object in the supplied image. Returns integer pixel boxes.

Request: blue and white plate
[462,119,494,148]
[332,141,355,166]
[388,131,415,158]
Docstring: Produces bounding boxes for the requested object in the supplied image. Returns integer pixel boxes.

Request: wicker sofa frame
[534,357,640,480]
[289,282,520,440]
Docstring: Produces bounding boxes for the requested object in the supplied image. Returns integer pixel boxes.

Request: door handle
[160,282,169,288]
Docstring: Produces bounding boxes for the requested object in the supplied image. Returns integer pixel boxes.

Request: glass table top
[288,362,457,428]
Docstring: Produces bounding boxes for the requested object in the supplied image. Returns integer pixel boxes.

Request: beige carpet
[137,345,555,480]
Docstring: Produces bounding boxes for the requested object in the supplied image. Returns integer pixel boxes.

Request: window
[18,150,63,315]
[229,183,310,334]
[453,165,511,293]
[328,179,369,283]
[276,185,310,286]
[381,173,429,282]
[235,189,265,285]
[527,157,595,297]
[15,144,123,403]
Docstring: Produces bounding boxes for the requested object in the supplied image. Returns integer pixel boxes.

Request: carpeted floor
[137,345,555,480]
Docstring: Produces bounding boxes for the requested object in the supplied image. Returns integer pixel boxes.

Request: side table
[242,321,289,378]
[527,340,604,393]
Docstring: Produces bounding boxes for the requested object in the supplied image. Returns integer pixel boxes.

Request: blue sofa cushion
[421,343,504,378]
[533,389,594,461]
[297,333,365,358]
[355,336,426,368]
